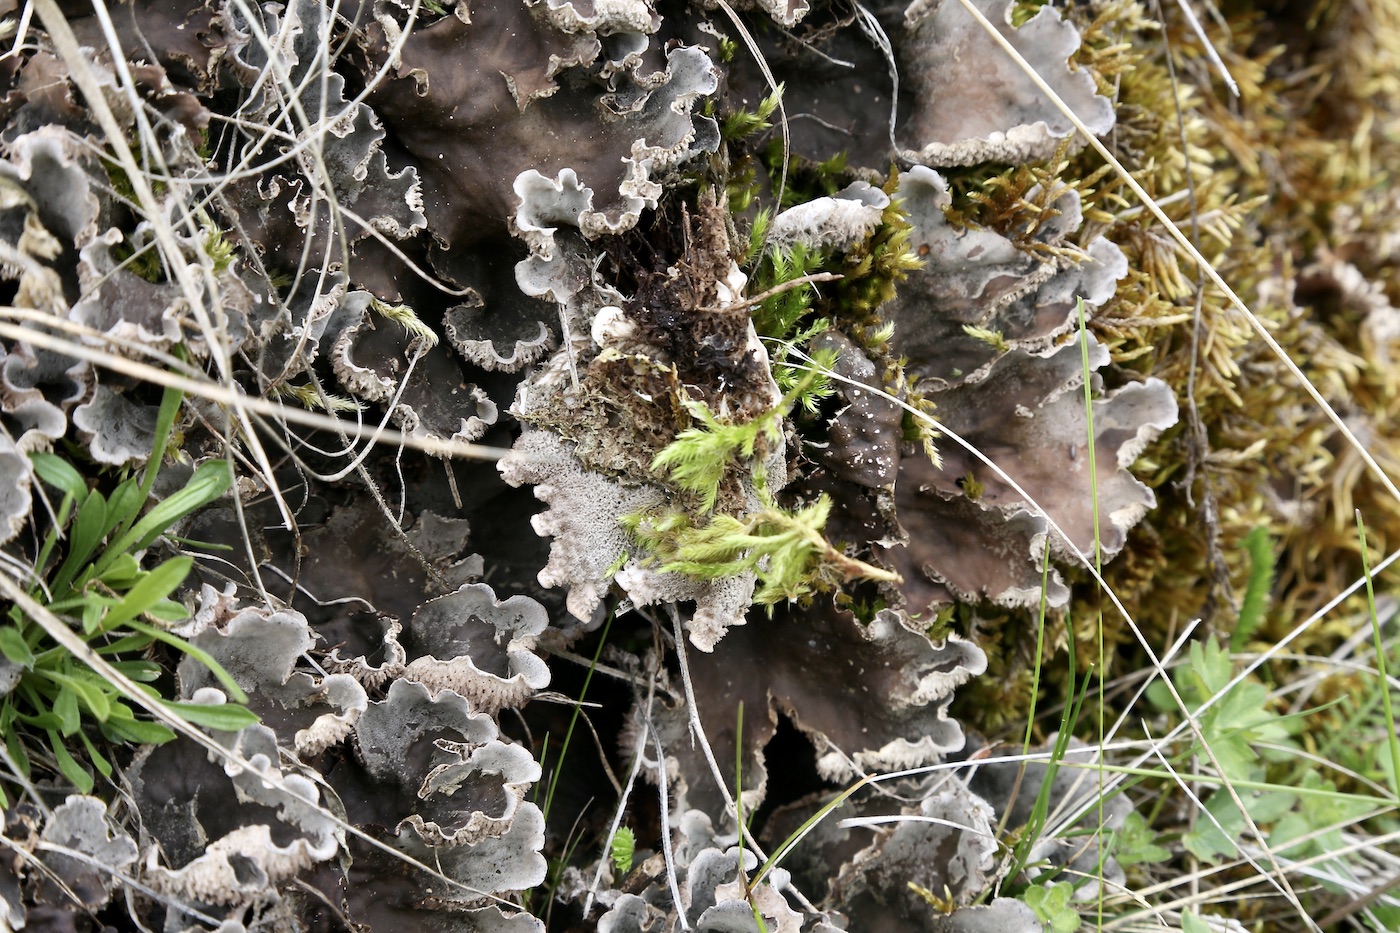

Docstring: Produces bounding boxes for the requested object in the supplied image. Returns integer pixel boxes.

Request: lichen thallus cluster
[6,0,1400,928]
[615,141,925,611]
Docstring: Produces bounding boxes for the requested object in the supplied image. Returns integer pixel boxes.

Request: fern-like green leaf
[1230,526,1274,649]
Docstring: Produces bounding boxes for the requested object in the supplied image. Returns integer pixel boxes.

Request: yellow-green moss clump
[946,0,1400,741]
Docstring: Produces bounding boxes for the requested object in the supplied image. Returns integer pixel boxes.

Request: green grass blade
[124,620,248,704]
[1355,511,1400,802]
[159,700,260,732]
[51,490,108,597]
[30,453,88,503]
[32,492,75,588]
[0,627,35,668]
[1011,663,1094,882]
[4,720,29,778]
[50,678,80,735]
[47,728,93,793]
[99,702,176,745]
[1002,538,1055,844]
[115,384,184,542]
[101,478,143,543]
[752,773,874,889]
[1077,296,1109,925]
[78,730,112,779]
[541,613,612,831]
[41,670,113,723]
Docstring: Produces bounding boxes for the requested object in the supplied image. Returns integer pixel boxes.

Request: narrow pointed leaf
[100,556,193,631]
[160,700,259,732]
[48,730,93,793]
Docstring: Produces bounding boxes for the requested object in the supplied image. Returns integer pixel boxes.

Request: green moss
[622,484,897,609]
[721,84,783,142]
[524,352,693,484]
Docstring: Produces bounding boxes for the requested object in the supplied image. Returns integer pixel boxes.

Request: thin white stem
[584,665,657,917]
[650,721,689,930]
[0,323,509,460]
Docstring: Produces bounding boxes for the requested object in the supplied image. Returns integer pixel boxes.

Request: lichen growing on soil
[2,0,1400,930]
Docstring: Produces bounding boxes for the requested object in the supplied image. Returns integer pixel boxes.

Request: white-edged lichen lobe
[9,0,1392,929]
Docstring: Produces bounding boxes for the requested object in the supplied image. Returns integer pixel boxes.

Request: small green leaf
[100,709,176,745]
[124,385,185,537]
[106,659,162,682]
[5,724,30,777]
[102,478,143,541]
[51,491,108,596]
[81,597,107,636]
[126,620,248,704]
[97,460,229,575]
[160,700,259,732]
[98,633,156,655]
[49,671,113,723]
[51,683,80,736]
[78,731,112,779]
[100,556,193,631]
[1109,811,1170,866]
[1181,912,1212,933]
[34,520,68,589]
[144,599,191,623]
[1183,788,1295,862]
[1022,882,1080,933]
[30,453,88,503]
[0,627,35,667]
[48,732,94,793]
[21,709,64,731]
[1231,526,1275,649]
[98,553,141,587]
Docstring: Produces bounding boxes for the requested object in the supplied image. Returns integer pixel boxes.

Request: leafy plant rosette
[0,385,256,798]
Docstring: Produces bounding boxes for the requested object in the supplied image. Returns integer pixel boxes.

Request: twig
[0,324,510,460]
[700,272,843,314]
[1168,0,1239,96]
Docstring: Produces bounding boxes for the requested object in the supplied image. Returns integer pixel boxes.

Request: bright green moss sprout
[622,474,897,607]
[625,365,896,606]
[722,84,784,142]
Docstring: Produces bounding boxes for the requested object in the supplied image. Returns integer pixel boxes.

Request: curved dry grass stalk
[0,323,510,460]
[33,0,296,529]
